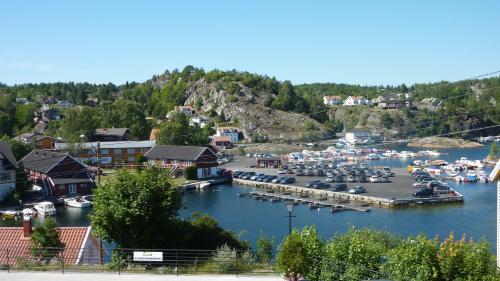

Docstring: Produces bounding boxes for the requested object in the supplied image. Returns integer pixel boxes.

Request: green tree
[276,231,311,281]
[385,234,440,281]
[157,112,209,146]
[185,213,247,250]
[297,226,324,281]
[30,218,65,262]
[320,228,399,281]
[256,232,274,264]
[90,168,182,248]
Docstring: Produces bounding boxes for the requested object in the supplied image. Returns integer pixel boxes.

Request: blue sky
[1,0,499,86]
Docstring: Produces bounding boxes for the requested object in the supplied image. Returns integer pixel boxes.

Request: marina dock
[232,178,464,208]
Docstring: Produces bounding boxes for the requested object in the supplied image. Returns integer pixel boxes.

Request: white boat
[196,182,211,190]
[22,208,35,217]
[64,197,91,208]
[34,202,57,215]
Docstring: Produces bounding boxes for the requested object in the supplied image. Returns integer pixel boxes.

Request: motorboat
[0,210,19,219]
[22,208,36,217]
[64,197,91,208]
[196,182,211,190]
[34,201,57,215]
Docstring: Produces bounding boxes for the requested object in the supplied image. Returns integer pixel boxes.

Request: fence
[0,247,276,276]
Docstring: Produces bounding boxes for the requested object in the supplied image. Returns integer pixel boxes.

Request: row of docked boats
[0,195,93,220]
[240,191,368,213]
[408,157,491,184]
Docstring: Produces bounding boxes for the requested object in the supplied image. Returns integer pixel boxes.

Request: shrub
[276,231,311,281]
[184,166,197,180]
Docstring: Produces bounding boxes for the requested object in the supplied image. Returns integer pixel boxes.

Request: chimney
[22,216,33,238]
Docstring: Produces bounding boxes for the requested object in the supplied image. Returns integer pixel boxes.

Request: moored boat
[64,197,91,208]
[34,201,57,215]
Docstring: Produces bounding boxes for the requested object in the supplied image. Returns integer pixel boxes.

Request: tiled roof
[0,227,90,265]
[324,95,342,100]
[55,141,155,150]
[213,136,231,142]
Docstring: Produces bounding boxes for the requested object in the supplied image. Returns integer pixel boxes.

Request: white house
[345,129,372,145]
[488,160,500,268]
[323,96,343,106]
[343,96,368,106]
[190,116,207,128]
[215,127,240,144]
[166,105,194,119]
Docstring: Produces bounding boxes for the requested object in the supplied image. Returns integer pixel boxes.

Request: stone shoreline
[408,136,483,148]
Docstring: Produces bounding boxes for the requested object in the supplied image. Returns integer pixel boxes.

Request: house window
[113,149,122,155]
[100,149,109,155]
[68,184,77,194]
[127,148,136,154]
[128,156,135,162]
[0,173,11,181]
[81,183,87,188]
[201,168,211,177]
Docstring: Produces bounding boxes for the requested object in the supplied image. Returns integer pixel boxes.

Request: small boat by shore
[64,197,91,208]
[0,210,19,219]
[196,182,211,190]
[34,201,56,216]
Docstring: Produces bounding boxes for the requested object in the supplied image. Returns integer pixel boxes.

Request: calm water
[2,144,496,251]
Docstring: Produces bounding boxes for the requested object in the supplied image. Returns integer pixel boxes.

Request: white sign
[133,251,163,262]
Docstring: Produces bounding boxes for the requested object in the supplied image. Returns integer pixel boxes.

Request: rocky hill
[150,73,326,143]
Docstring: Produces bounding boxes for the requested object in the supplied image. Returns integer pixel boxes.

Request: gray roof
[144,145,214,161]
[51,177,94,185]
[19,150,79,174]
[0,141,18,168]
[54,140,155,150]
[95,128,130,137]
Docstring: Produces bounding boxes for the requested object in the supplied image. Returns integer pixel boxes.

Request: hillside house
[323,96,343,106]
[145,145,218,179]
[0,219,99,266]
[0,142,17,201]
[343,96,368,106]
[215,127,240,144]
[345,129,374,145]
[418,97,443,110]
[14,133,62,149]
[94,128,130,142]
[19,150,95,197]
[85,96,99,107]
[56,100,74,110]
[41,108,61,122]
[213,136,232,147]
[167,106,195,119]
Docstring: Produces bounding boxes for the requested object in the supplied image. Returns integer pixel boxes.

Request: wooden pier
[232,178,463,208]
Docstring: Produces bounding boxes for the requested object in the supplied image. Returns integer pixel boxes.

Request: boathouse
[19,150,95,197]
[144,145,218,179]
[256,157,282,168]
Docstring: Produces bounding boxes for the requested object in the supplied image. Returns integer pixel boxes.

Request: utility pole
[96,141,101,183]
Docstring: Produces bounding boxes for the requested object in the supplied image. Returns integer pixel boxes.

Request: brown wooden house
[144,145,218,179]
[19,150,95,197]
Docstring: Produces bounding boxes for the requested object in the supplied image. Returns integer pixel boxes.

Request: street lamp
[286,202,295,235]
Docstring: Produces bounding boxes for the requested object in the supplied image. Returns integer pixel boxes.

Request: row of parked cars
[304,180,367,194]
[233,171,296,184]
[411,169,451,197]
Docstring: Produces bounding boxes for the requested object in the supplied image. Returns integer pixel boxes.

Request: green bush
[184,166,197,180]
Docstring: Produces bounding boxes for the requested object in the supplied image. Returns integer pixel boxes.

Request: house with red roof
[0,218,99,265]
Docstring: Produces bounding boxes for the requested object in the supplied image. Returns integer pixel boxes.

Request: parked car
[383,167,394,176]
[347,175,356,182]
[306,180,321,188]
[272,177,284,183]
[263,175,276,182]
[295,169,305,176]
[331,183,348,192]
[250,174,264,181]
[277,169,286,174]
[349,186,366,194]
[280,177,296,184]
[335,176,345,183]
[359,176,368,183]
[325,176,335,183]
[413,188,434,198]
[369,175,383,183]
[316,169,325,176]
[306,169,314,176]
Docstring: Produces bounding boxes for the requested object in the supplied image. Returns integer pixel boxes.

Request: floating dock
[232,178,463,208]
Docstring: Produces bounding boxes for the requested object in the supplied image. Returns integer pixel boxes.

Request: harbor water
[1,144,496,251]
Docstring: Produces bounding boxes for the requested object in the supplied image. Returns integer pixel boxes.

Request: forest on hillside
[0,66,499,143]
